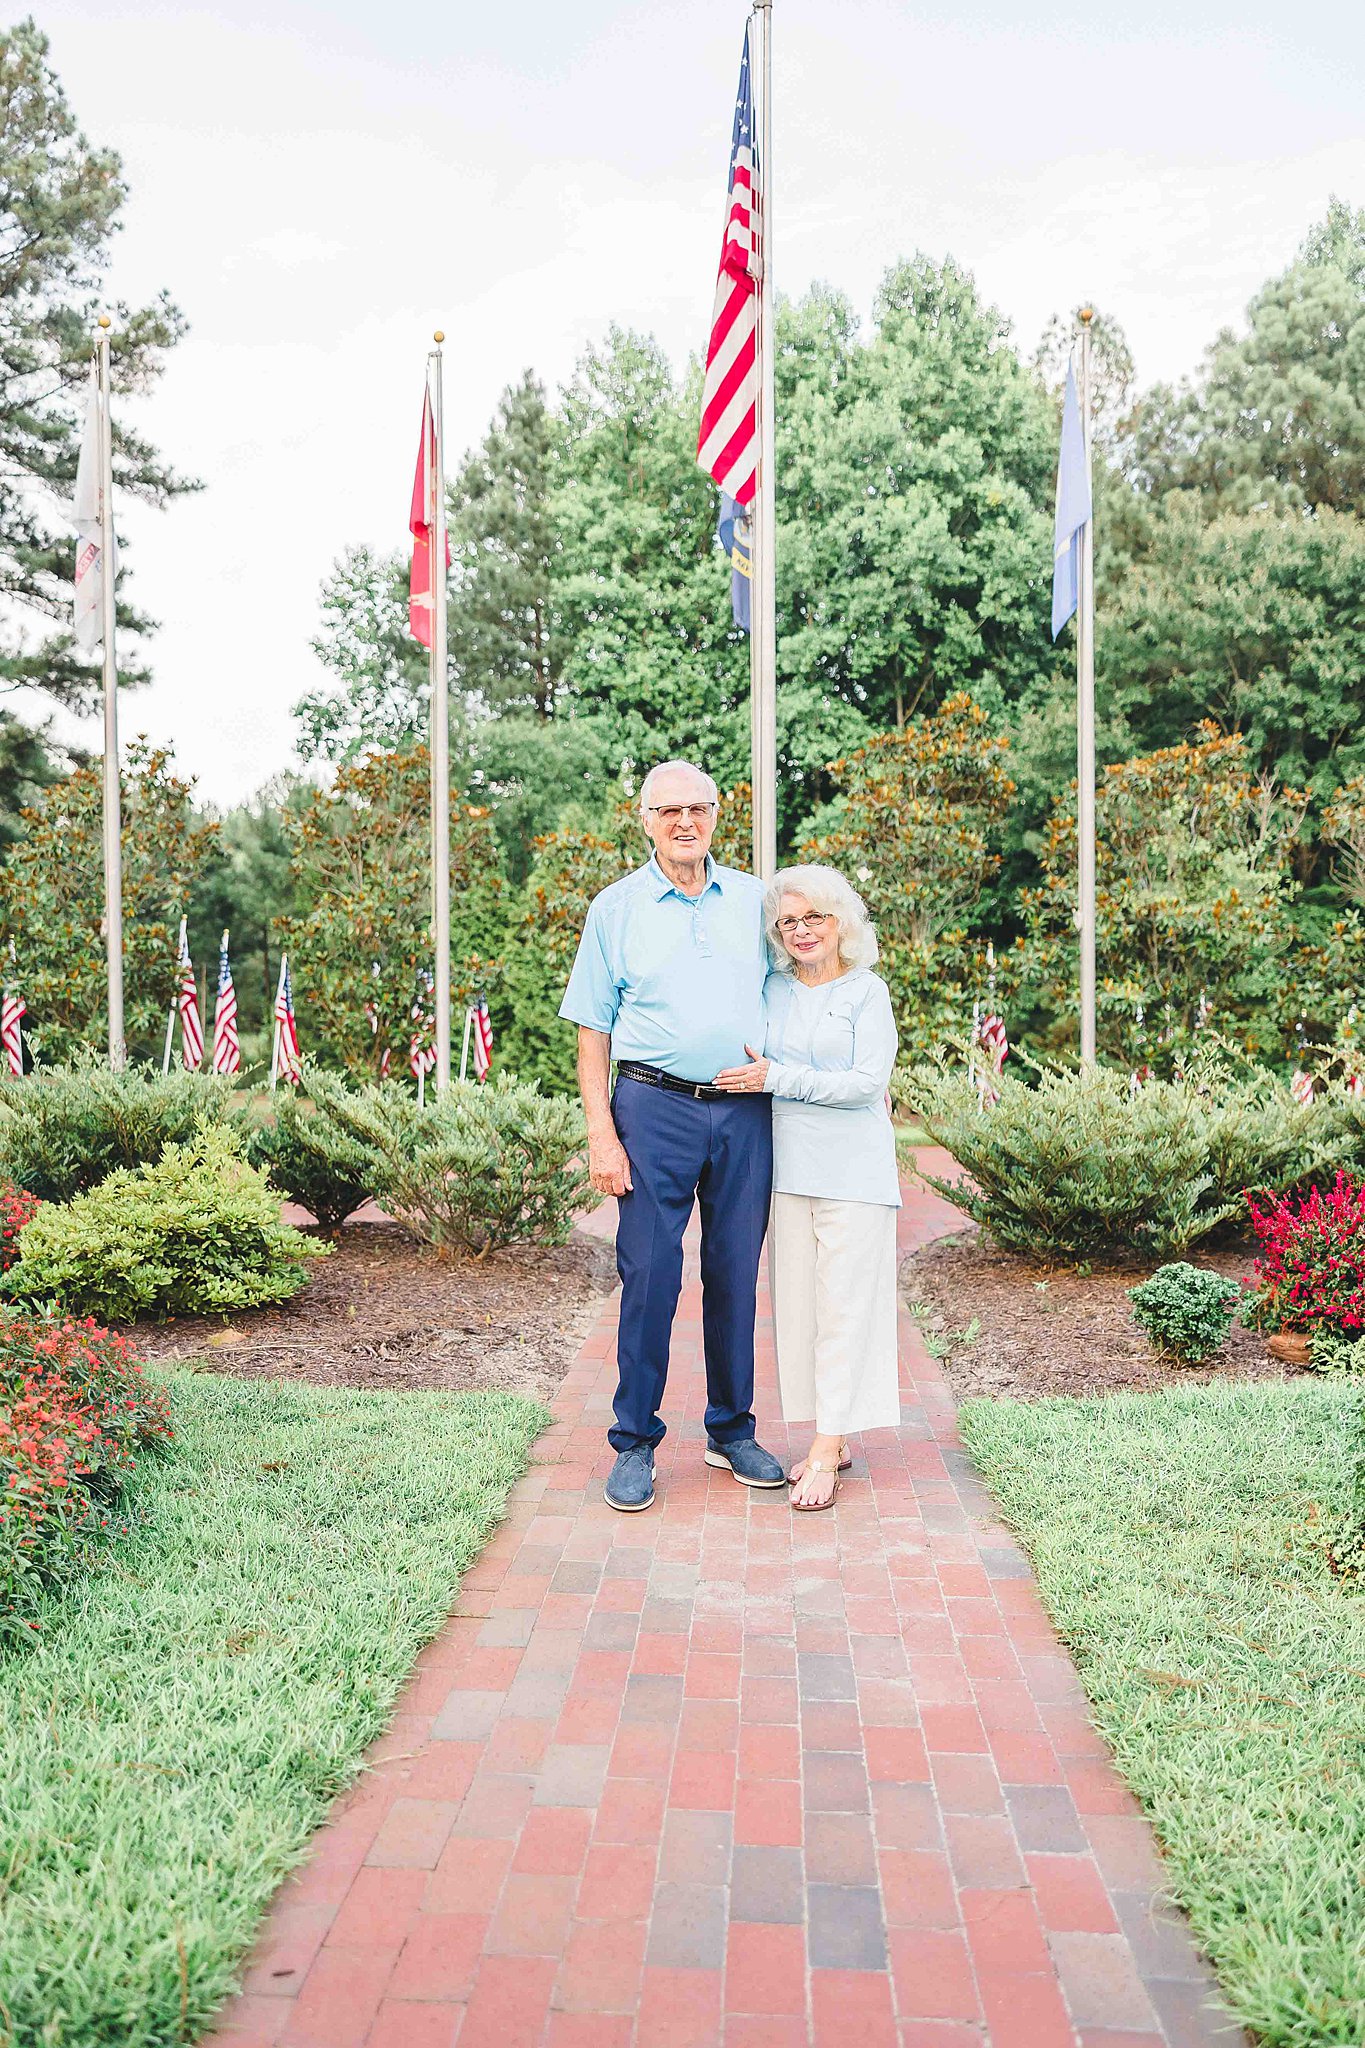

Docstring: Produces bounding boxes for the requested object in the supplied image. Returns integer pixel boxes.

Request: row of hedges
[903,1049,1365,1260]
[0,1062,595,1327]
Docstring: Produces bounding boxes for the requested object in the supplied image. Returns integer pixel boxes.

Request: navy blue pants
[609,1076,773,1454]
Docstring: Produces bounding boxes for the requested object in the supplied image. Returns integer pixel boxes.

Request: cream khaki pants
[769,1192,901,1436]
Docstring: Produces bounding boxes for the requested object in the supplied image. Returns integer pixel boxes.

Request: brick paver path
[209,1154,1241,2048]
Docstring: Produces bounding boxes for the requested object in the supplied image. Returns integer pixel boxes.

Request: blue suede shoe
[704,1437,786,1488]
[604,1444,656,1513]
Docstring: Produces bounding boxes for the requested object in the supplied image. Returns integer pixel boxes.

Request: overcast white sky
[29,0,1365,805]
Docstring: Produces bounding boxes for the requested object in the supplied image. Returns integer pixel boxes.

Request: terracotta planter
[1266,1332,1312,1367]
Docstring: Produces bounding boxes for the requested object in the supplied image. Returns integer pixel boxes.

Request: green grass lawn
[961,1379,1365,2048]
[0,1371,545,2048]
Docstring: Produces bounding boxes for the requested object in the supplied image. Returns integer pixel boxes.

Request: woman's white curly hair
[764,863,879,973]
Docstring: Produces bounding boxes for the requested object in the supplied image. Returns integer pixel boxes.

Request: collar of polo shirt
[648,853,722,901]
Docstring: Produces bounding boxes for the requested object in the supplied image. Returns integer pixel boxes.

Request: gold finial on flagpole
[97,314,111,330]
[433,330,444,344]
[1078,306,1094,325]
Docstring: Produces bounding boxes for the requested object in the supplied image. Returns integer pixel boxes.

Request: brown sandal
[789,1442,851,1482]
[789,1456,841,1512]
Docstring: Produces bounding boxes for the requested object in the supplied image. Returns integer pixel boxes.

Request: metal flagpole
[429,333,452,1092]
[96,316,126,1070]
[750,0,777,880]
[1076,307,1097,1065]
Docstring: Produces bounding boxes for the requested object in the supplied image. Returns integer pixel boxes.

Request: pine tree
[0,20,192,712]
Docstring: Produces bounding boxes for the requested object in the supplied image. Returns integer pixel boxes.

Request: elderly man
[560,759,785,1511]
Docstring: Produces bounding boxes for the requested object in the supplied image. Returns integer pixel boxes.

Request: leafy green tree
[190,778,302,1040]
[555,326,749,792]
[1098,501,1365,809]
[1130,201,1365,514]
[449,371,561,718]
[276,746,507,1078]
[0,19,191,715]
[777,260,1056,758]
[0,740,216,1062]
[1020,726,1312,1063]
[295,545,432,766]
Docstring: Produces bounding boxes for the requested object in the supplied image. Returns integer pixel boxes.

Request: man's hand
[713,1044,770,1094]
[589,1127,633,1197]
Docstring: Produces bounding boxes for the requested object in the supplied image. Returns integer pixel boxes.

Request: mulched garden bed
[134,1222,619,1402]
[903,1223,1303,1402]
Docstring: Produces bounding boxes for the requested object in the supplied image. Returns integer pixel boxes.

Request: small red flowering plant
[0,1178,39,1271]
[1245,1172,1365,1335]
[0,1308,170,1643]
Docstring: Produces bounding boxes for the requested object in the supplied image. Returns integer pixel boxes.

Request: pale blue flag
[1051,360,1092,639]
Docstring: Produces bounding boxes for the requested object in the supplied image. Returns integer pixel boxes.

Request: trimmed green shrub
[904,1054,1336,1260]
[0,1059,234,1202]
[245,1076,375,1231]
[4,1125,327,1321]
[1128,1262,1241,1364]
[303,1068,595,1254]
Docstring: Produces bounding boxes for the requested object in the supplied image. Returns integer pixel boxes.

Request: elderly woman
[715,864,900,1510]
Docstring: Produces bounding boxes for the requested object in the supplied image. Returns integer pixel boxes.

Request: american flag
[177,922,204,1071]
[409,973,436,1082]
[273,954,302,1084]
[470,997,493,1081]
[212,929,240,1076]
[697,28,760,505]
[2,976,24,1079]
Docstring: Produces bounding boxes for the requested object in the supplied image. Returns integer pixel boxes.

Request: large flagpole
[750,0,777,880]
[429,333,452,1094]
[1076,307,1096,1065]
[96,316,126,1070]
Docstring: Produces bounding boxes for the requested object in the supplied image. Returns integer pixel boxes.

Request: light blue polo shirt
[559,856,767,1083]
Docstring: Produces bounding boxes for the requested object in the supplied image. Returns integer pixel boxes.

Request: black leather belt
[616,1059,729,1102]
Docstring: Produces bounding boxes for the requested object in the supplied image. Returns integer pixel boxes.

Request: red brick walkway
[209,1156,1241,2048]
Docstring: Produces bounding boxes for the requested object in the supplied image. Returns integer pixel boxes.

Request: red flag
[408,385,449,647]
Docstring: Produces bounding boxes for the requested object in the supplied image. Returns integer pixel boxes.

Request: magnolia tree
[0,742,216,1062]
[1019,725,1330,1066]
[799,693,1015,1057]
[276,746,506,1078]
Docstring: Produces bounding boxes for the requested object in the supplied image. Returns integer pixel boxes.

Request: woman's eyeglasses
[776,912,832,936]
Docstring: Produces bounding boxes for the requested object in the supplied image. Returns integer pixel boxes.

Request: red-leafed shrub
[0,1180,39,1271]
[0,1310,170,1643]
[1246,1173,1365,1335]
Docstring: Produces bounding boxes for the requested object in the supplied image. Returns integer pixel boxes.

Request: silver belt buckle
[694,1082,705,1099]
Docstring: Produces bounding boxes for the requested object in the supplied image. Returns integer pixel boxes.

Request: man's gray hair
[764,863,880,972]
[638,760,720,820]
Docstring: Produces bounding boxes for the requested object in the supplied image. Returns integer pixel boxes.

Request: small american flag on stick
[272,954,302,1086]
[697,28,760,505]
[177,920,204,1071]
[471,997,493,1081]
[2,947,25,1079]
[212,930,240,1076]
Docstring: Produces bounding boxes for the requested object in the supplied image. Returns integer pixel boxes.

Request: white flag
[73,362,113,653]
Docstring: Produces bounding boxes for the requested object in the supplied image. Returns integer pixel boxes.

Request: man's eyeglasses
[647,803,717,823]
[776,912,832,936]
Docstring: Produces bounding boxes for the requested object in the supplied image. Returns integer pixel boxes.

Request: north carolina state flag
[408,386,449,647]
